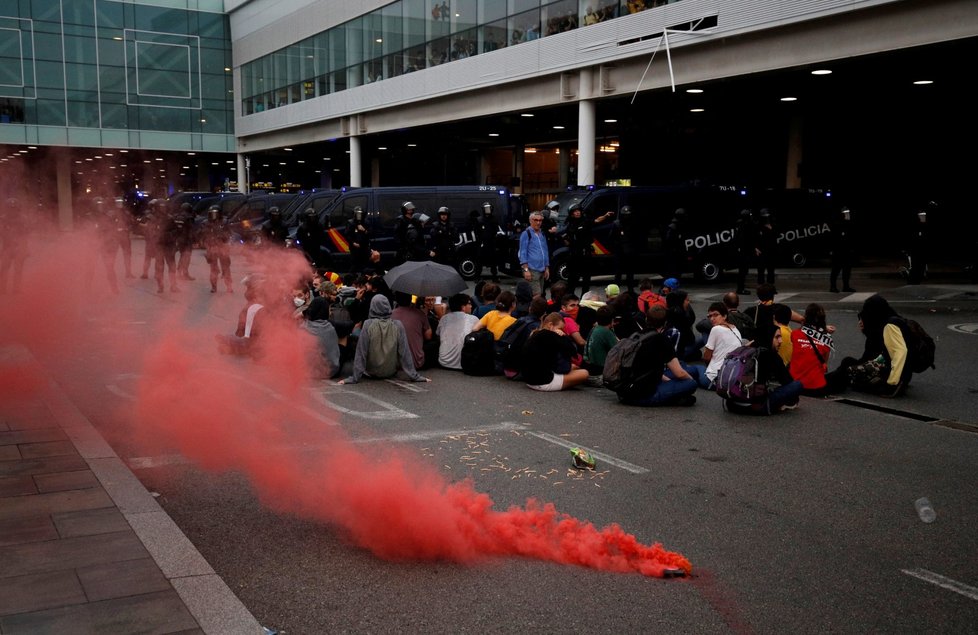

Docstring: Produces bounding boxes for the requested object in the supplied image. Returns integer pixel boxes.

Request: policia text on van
[515,185,838,283]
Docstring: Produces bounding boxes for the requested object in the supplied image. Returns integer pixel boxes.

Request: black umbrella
[384,260,467,297]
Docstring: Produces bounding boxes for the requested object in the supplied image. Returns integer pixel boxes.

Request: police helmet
[759,208,771,219]
[180,202,192,213]
[545,200,560,211]
[619,205,631,218]
[354,206,364,222]
[402,201,415,214]
[482,202,493,214]
[569,204,583,215]
[208,206,221,222]
[305,207,315,217]
[674,207,686,217]
[269,206,281,219]
[438,206,450,216]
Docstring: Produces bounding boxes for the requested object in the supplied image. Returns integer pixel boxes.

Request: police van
[286,185,526,276]
[524,184,838,282]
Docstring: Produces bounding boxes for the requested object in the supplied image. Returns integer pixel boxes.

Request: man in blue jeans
[518,211,550,297]
[617,330,699,407]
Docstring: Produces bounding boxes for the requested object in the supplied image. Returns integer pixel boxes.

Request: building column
[558,144,571,190]
[577,68,596,187]
[512,144,525,193]
[349,134,362,187]
[785,115,803,188]
[56,151,73,231]
[237,153,249,193]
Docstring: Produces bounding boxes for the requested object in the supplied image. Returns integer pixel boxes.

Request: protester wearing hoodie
[300,292,342,379]
[338,295,429,384]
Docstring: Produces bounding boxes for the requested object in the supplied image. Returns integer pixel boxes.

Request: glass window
[453,0,478,32]
[543,0,578,36]
[509,9,539,45]
[452,27,477,60]
[512,0,540,13]
[330,25,347,72]
[428,1,450,40]
[381,4,403,56]
[347,17,364,65]
[403,0,426,48]
[67,100,99,127]
[480,20,506,52]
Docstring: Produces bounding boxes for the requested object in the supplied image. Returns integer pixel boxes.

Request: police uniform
[202,208,233,293]
[428,208,458,267]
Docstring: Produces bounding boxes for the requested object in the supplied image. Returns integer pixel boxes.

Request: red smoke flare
[1,215,691,578]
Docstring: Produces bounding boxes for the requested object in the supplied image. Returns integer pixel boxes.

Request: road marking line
[775,292,797,302]
[839,291,874,303]
[384,379,427,392]
[523,430,650,474]
[352,422,524,444]
[902,568,978,601]
[311,388,418,420]
[128,454,190,469]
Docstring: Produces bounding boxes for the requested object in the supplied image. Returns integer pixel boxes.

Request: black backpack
[602,330,658,397]
[494,317,536,374]
[461,330,498,376]
[890,317,936,373]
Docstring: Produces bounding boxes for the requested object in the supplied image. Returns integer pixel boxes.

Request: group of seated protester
[219,268,923,416]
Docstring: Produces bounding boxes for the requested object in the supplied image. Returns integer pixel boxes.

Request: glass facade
[240,0,677,116]
[0,0,233,149]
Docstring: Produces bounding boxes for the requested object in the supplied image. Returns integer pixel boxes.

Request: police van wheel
[457,255,478,280]
[791,252,807,267]
[553,258,570,282]
[698,261,721,282]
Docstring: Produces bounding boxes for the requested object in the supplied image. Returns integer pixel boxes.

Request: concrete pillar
[577,68,596,187]
[785,115,803,189]
[349,134,362,187]
[56,151,73,231]
[237,153,249,193]
[558,145,570,189]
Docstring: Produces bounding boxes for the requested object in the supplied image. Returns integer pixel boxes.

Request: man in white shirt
[436,293,481,369]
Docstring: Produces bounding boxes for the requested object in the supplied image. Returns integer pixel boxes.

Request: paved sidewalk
[0,345,264,635]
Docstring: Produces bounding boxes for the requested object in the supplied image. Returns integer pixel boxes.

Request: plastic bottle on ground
[914,497,936,523]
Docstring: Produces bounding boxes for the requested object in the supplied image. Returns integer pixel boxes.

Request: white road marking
[837,291,874,303]
[901,568,978,601]
[775,292,797,303]
[311,388,418,420]
[352,422,523,444]
[522,430,650,474]
[127,454,190,469]
[384,379,427,392]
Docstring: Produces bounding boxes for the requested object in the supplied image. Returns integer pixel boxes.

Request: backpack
[461,329,498,376]
[637,290,666,314]
[890,317,936,373]
[602,331,658,397]
[714,346,767,402]
[494,317,536,374]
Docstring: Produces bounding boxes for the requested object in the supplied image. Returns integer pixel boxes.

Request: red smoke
[0,213,690,578]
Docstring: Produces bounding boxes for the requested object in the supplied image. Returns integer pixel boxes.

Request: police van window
[377,194,406,225]
[586,193,619,221]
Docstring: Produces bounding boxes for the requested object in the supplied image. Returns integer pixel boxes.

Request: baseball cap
[605,283,620,299]
[663,277,680,290]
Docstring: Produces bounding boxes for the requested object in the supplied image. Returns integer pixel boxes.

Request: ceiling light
[811,69,832,75]
[780,97,797,102]
[224,67,231,72]
[120,150,128,153]
[913,80,933,85]
[690,108,705,112]
[284,147,293,151]
[686,88,704,94]
[27,146,36,149]
[604,119,617,123]
[553,125,564,130]
[407,144,416,148]
[375,38,383,43]
[155,157,163,161]
[186,152,194,155]
[377,146,387,150]
[521,113,534,117]
[488,133,499,137]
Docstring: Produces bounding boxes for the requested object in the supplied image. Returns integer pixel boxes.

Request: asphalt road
[33,247,978,634]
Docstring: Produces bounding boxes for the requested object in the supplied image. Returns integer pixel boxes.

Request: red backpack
[637,290,666,314]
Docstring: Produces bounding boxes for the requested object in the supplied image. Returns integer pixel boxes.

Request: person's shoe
[780,402,799,411]
[843,287,857,292]
[674,394,697,407]
[830,287,840,293]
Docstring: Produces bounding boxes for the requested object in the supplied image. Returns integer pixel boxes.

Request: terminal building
[2,0,976,251]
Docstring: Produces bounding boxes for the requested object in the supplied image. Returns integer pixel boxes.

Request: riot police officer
[296,207,329,269]
[345,206,372,273]
[475,201,501,281]
[829,207,856,292]
[734,209,754,295]
[175,202,195,281]
[755,208,777,285]
[907,203,933,284]
[611,204,639,291]
[156,206,182,292]
[140,199,165,279]
[561,204,611,298]
[394,201,427,263]
[262,206,288,248]
[202,205,233,293]
[428,206,458,267]
[662,207,686,281]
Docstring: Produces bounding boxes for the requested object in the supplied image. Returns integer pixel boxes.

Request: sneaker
[780,402,799,411]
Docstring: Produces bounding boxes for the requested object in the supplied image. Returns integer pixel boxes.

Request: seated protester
[558,294,587,353]
[511,280,534,319]
[474,281,500,318]
[790,303,847,396]
[609,291,644,338]
[338,295,430,385]
[665,289,701,362]
[743,283,804,336]
[520,312,590,392]
[722,291,755,342]
[702,302,745,388]
[774,304,794,367]
[216,274,267,358]
[472,289,517,340]
[436,293,480,370]
[722,321,803,415]
[547,280,569,310]
[604,284,620,303]
[498,296,549,378]
[830,294,912,397]
[348,275,379,327]
[583,305,618,375]
[616,326,699,407]
[391,291,434,370]
[299,287,342,379]
[636,277,666,314]
[646,304,710,389]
